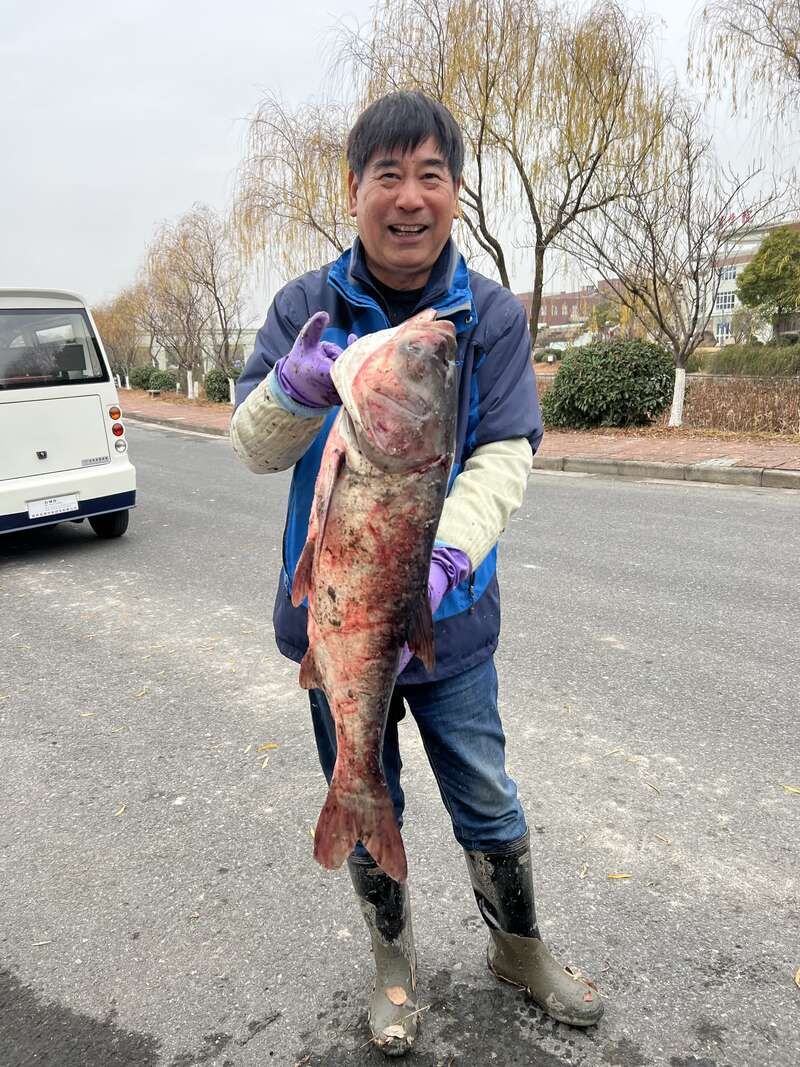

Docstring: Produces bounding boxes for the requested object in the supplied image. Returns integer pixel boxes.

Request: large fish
[291,309,458,882]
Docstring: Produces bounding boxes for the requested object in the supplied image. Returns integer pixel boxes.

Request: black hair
[347,91,464,183]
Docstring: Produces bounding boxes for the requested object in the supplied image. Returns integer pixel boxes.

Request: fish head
[333,310,457,471]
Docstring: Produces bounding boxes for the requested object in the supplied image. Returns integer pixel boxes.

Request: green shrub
[533,350,546,363]
[204,368,238,402]
[541,339,675,429]
[130,365,155,390]
[699,343,800,376]
[149,369,178,391]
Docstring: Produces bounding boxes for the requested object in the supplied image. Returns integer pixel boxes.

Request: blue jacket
[235,238,542,683]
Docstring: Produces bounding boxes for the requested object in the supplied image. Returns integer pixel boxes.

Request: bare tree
[560,107,784,426]
[145,226,212,397]
[93,283,149,387]
[337,0,670,340]
[168,204,250,398]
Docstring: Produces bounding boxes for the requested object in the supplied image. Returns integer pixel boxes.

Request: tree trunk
[527,244,546,347]
[667,366,686,428]
[187,368,194,399]
[228,377,236,405]
[124,374,130,389]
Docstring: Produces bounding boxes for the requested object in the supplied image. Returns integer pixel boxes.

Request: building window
[716,320,731,341]
[715,291,735,311]
[562,304,568,316]
[571,304,578,317]
[551,305,558,316]
[719,265,737,281]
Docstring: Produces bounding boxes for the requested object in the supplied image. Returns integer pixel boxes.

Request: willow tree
[560,107,783,426]
[692,0,800,122]
[234,94,356,279]
[337,0,669,340]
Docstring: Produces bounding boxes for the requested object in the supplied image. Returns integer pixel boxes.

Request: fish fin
[298,649,322,691]
[315,445,345,549]
[291,538,315,607]
[406,595,435,671]
[314,773,408,883]
[292,445,345,608]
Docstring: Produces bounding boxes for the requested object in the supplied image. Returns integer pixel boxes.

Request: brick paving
[120,389,800,473]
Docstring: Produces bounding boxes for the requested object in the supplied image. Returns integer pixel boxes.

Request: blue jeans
[309,656,527,858]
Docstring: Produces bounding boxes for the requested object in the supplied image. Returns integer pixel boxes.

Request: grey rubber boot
[464,831,604,1027]
[348,858,419,1057]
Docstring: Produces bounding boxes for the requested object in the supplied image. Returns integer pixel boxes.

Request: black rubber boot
[348,857,419,1056]
[464,831,604,1027]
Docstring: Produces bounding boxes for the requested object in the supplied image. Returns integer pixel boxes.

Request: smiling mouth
[388,224,428,237]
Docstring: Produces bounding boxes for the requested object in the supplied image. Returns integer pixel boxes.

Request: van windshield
[0,309,109,391]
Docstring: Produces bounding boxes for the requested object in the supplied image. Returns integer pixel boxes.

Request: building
[710,218,800,344]
[515,283,613,348]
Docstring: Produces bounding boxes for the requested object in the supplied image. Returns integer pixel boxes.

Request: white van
[0,289,136,537]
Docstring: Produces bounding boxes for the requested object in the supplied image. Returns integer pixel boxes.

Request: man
[231,91,603,1056]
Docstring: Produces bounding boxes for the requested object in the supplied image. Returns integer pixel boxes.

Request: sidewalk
[121,389,800,490]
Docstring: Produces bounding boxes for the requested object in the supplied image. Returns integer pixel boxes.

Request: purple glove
[275,311,356,409]
[397,546,472,675]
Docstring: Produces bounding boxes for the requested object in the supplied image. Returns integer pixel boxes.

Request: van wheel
[89,510,129,539]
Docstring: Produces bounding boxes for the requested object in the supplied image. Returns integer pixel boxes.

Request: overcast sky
[0,0,793,313]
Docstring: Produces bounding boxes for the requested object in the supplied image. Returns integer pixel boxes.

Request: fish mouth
[368,387,427,419]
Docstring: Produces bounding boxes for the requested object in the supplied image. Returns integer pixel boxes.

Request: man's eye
[379,172,399,181]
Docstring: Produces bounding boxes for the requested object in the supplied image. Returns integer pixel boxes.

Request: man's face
[348,137,461,291]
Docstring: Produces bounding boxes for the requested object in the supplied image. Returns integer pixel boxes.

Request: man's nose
[394,178,425,212]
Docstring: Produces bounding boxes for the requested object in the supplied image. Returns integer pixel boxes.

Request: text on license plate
[28,494,79,519]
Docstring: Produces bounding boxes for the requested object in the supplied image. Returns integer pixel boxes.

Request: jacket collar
[328,236,478,330]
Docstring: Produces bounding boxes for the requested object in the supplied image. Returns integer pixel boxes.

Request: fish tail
[314,774,408,883]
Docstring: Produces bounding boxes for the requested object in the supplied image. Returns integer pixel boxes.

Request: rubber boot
[348,857,419,1056]
[464,832,604,1027]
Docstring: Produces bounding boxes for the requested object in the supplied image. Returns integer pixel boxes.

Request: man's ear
[347,170,359,218]
[453,177,462,219]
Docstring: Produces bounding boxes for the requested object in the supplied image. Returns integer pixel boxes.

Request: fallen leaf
[654,834,672,845]
[385,986,408,1006]
[306,826,315,839]
[114,804,127,817]
[781,784,800,795]
[261,756,270,769]
[607,872,631,880]
[604,747,623,757]
[79,712,95,718]
[134,688,148,698]
[32,940,53,947]
[579,863,589,878]
[258,743,279,752]
[243,744,252,754]
[645,781,661,794]
[795,968,800,989]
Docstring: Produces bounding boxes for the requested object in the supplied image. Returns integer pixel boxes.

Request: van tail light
[108,405,121,420]
[112,422,125,437]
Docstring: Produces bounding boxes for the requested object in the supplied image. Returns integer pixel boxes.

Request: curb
[531,455,800,489]
[126,413,229,437]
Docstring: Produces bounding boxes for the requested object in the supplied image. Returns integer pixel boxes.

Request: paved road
[1,422,797,1067]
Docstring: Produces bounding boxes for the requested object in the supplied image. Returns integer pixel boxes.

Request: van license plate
[28,494,79,519]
